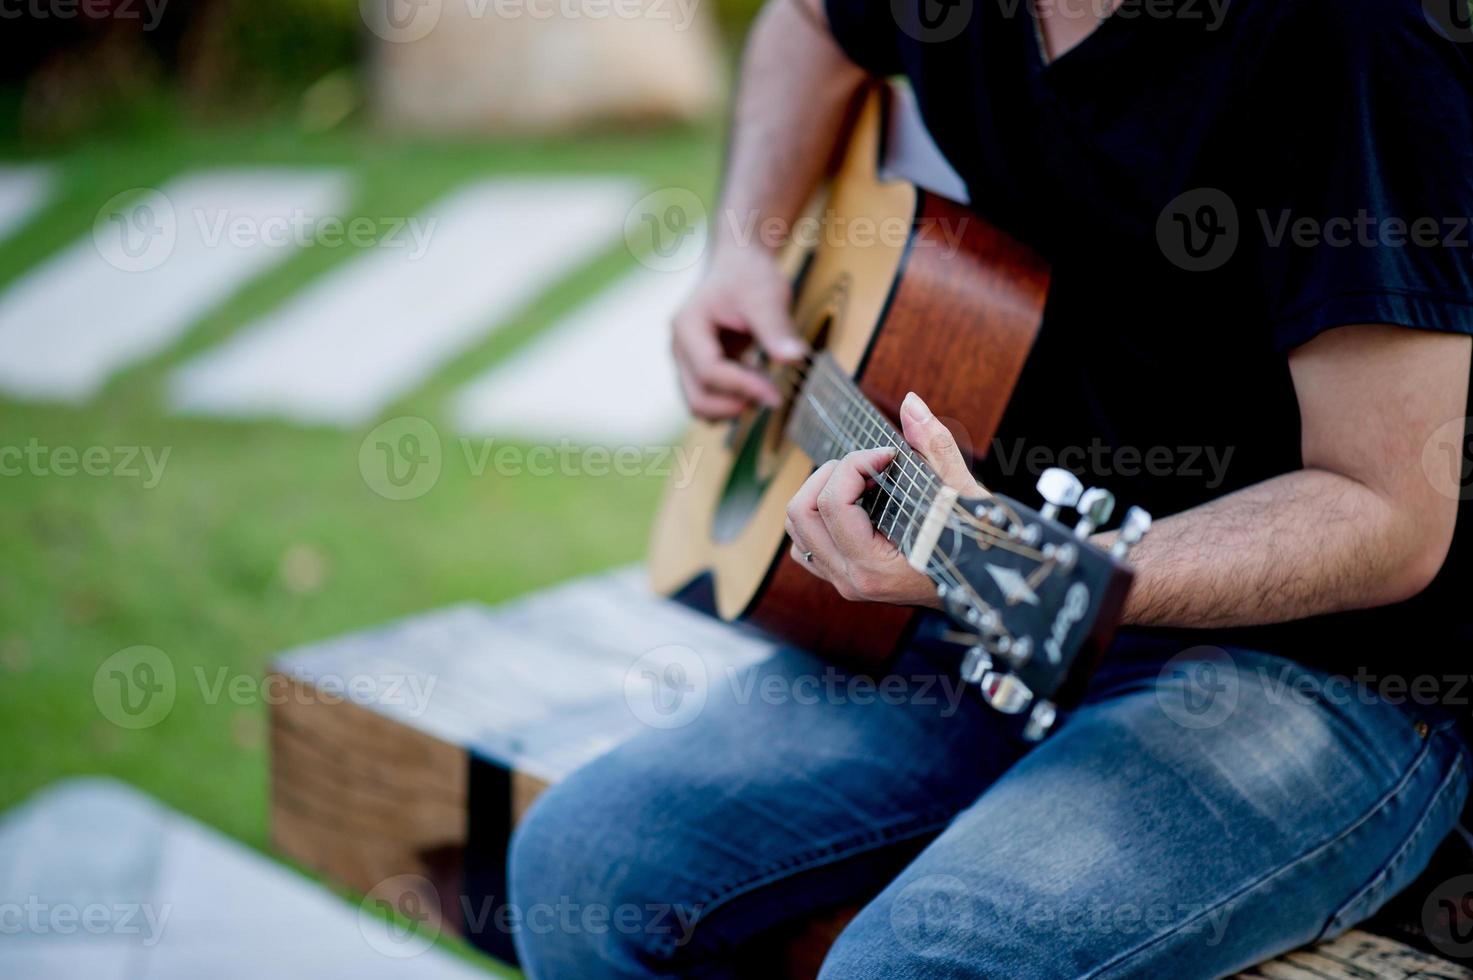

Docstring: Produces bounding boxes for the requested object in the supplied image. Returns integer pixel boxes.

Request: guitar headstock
[921,468,1149,740]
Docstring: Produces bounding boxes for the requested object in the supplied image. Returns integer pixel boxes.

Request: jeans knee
[508,763,708,978]
[508,778,646,976]
[820,923,928,980]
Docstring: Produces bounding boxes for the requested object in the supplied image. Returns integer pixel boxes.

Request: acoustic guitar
[648,85,1149,739]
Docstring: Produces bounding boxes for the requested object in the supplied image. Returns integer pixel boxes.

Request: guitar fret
[785,353,945,553]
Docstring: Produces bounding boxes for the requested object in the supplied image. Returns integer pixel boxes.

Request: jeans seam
[1321,743,1468,938]
[643,809,957,959]
[1080,726,1451,980]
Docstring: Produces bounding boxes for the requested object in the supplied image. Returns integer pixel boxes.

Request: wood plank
[1235,932,1473,980]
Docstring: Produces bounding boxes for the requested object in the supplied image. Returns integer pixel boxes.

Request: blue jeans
[508,641,1469,978]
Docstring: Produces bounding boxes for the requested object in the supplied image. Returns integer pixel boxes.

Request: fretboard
[784,353,943,552]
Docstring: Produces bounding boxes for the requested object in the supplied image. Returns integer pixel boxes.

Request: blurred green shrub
[2,0,766,143]
[179,0,361,108]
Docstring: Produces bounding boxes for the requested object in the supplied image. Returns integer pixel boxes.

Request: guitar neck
[784,353,946,553]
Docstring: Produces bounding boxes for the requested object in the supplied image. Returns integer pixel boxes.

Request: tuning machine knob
[1036,468,1083,522]
[960,646,992,684]
[1022,700,1058,741]
[1073,487,1116,538]
[1110,506,1153,559]
[978,670,1032,714]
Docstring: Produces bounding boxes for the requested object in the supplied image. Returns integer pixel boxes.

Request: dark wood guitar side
[648,86,1051,668]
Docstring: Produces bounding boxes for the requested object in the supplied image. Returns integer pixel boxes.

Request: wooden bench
[267,568,1473,978]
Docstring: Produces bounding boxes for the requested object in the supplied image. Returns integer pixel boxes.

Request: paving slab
[453,264,697,445]
[0,165,53,242]
[0,778,497,979]
[170,177,640,427]
[0,170,350,402]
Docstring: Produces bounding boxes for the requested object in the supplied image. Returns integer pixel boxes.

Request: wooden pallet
[267,568,1471,978]
[268,569,773,961]
[1235,931,1471,979]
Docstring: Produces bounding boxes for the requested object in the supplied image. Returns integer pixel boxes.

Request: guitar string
[789,390,1038,563]
[774,353,1028,534]
[799,386,1004,634]
[763,354,1058,653]
[800,360,930,512]
[775,355,938,495]
[786,355,1041,557]
[797,368,947,542]
[722,348,1044,568]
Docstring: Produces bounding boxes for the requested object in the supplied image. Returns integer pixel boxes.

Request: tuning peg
[960,646,992,684]
[1036,468,1083,521]
[978,670,1032,714]
[1073,487,1116,538]
[1110,506,1153,559]
[1022,700,1058,741]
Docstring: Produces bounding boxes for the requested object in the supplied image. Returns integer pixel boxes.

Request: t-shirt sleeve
[823,0,904,77]
[1250,0,1473,352]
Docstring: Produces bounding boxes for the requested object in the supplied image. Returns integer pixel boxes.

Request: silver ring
[802,550,814,563]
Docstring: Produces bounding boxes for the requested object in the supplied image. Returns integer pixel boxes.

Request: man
[510,0,1473,974]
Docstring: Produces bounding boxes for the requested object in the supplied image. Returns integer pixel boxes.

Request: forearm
[715,0,868,258]
[1103,468,1446,629]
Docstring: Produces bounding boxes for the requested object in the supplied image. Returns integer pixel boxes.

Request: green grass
[0,114,721,971]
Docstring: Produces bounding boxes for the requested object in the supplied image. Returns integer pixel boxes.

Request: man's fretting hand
[784,392,984,607]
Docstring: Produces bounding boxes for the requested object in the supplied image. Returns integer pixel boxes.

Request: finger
[674,312,783,407]
[731,278,807,364]
[899,392,978,493]
[786,461,839,562]
[788,542,830,581]
[818,448,898,557]
[790,459,838,514]
[672,333,764,416]
[676,361,746,420]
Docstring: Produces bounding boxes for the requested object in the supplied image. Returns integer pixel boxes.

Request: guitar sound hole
[710,314,832,545]
[711,408,773,545]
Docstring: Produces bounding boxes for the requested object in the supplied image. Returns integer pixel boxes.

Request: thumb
[900,392,979,494]
[742,280,807,363]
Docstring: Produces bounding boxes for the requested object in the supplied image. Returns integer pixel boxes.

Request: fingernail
[902,392,932,422]
[776,339,807,359]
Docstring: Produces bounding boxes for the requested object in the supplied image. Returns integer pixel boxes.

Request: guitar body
[648,88,1052,667]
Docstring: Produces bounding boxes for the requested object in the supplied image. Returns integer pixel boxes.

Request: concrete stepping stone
[0,170,350,402]
[0,777,497,979]
[170,177,640,427]
[0,165,53,242]
[453,263,697,445]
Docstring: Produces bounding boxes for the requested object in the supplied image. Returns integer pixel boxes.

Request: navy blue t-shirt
[825,0,1473,674]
